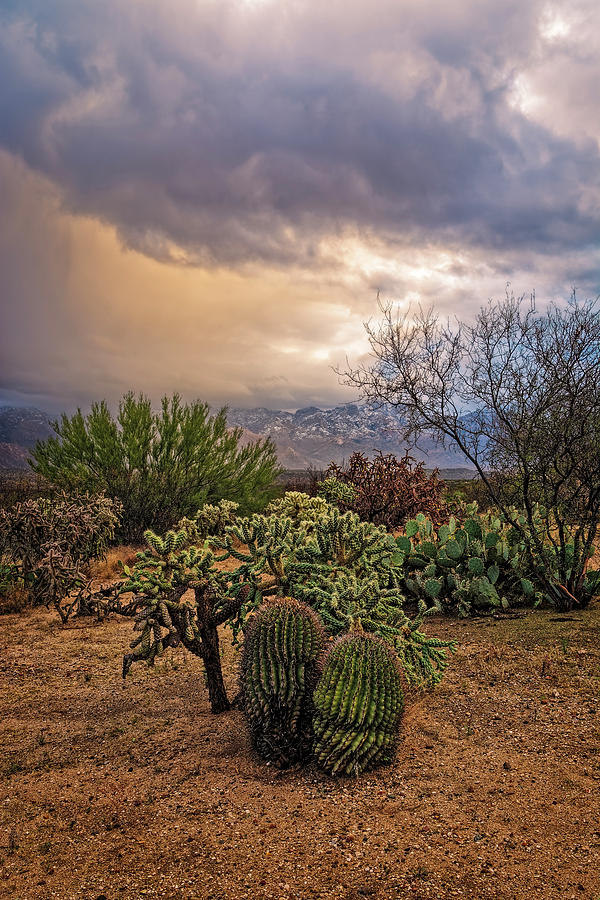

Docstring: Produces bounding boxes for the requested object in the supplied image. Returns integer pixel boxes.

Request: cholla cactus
[120,501,456,717]
[191,500,239,540]
[240,598,325,767]
[120,523,255,712]
[222,506,454,687]
[312,629,404,776]
[266,491,331,525]
[223,513,310,591]
[0,492,120,621]
[317,477,356,508]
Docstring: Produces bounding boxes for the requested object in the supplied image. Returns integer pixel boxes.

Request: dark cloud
[1,0,599,269]
[1,0,600,412]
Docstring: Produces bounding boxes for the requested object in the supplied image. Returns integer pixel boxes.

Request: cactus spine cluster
[312,629,404,776]
[240,598,325,767]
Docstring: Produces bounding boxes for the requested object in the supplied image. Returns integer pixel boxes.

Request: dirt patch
[0,605,599,900]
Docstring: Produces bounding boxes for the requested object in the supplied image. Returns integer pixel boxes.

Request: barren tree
[343,291,600,610]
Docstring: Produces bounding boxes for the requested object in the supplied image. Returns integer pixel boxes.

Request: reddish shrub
[324,451,446,530]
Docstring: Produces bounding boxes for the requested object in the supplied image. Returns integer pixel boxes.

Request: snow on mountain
[0,403,474,474]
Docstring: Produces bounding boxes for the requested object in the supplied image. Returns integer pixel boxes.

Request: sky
[1,0,599,414]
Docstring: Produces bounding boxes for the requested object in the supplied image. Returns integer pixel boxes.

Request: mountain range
[0,404,474,476]
[0,406,54,471]
[226,403,473,473]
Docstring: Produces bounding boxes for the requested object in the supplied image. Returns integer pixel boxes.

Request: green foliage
[119,524,259,647]
[399,510,524,616]
[120,522,258,712]
[31,393,281,542]
[183,499,240,541]
[240,598,325,767]
[317,478,357,508]
[0,493,120,622]
[322,452,447,530]
[502,505,600,611]
[0,562,20,594]
[398,506,600,615]
[347,293,600,610]
[312,629,404,776]
[223,504,454,687]
[443,477,492,513]
[121,499,454,719]
[117,506,455,777]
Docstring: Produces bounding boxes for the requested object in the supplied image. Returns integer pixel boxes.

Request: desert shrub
[0,493,121,622]
[505,505,600,610]
[0,586,30,615]
[443,477,492,513]
[0,472,55,510]
[31,392,281,542]
[0,563,30,614]
[322,451,446,530]
[279,466,326,497]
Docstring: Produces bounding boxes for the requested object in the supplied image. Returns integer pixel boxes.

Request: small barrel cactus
[240,598,325,768]
[312,629,404,776]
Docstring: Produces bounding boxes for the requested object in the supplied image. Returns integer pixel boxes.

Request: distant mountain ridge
[0,403,474,474]
[226,403,472,471]
[0,406,54,471]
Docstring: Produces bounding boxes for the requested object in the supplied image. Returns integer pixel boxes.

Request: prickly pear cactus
[312,630,404,776]
[240,598,325,768]
[398,511,530,616]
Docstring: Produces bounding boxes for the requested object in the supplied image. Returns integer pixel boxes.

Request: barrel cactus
[312,629,404,776]
[240,598,325,768]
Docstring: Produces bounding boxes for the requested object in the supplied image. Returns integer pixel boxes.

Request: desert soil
[0,601,599,900]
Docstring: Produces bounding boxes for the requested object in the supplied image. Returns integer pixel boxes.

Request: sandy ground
[1,604,599,900]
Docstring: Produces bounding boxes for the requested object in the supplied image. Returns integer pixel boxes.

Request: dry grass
[0,603,599,900]
[0,586,30,616]
[87,545,142,582]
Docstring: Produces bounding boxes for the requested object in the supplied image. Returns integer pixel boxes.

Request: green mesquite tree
[31,393,281,542]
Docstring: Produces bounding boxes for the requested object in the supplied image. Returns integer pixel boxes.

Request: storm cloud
[1,0,600,410]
